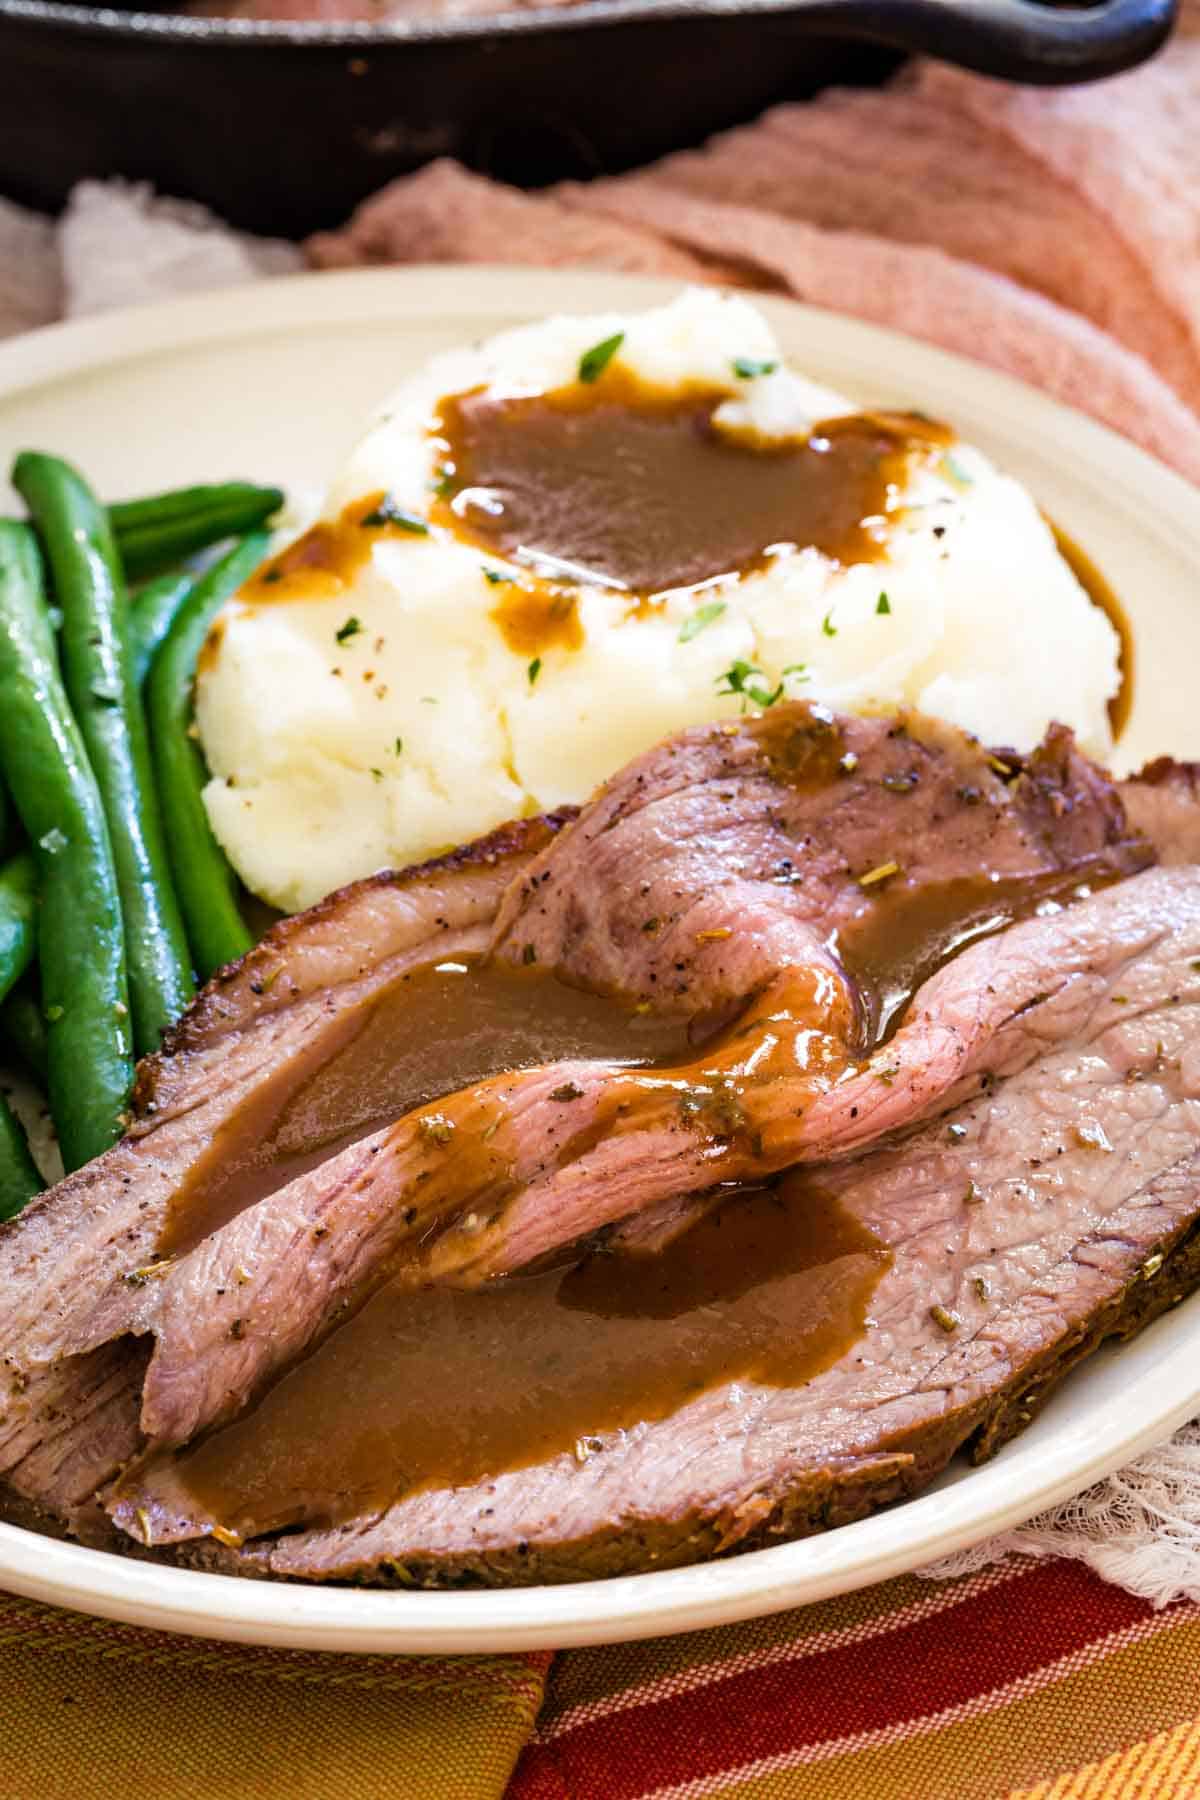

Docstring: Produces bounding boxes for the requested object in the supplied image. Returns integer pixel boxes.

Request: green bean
[0,859,41,1220]
[0,850,36,1007]
[1,981,46,1085]
[111,482,284,582]
[14,452,194,1056]
[0,522,132,1170]
[0,1092,40,1221]
[146,532,268,980]
[128,571,194,691]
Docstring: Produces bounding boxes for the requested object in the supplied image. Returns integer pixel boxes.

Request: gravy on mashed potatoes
[196,289,1123,913]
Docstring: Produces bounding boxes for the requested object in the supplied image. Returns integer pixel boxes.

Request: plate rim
[5,263,1198,524]
[3,1354,1199,1653]
[2,264,1198,509]
[1,263,1199,1654]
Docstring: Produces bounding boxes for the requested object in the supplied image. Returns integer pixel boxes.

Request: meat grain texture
[3,704,1199,1586]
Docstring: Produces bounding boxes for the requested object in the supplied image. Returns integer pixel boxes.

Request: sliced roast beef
[115,862,1200,1576]
[43,709,1150,1461]
[111,858,1195,1462]
[0,704,1159,1552]
[490,707,1146,1015]
[1121,758,1200,865]
[0,816,563,1529]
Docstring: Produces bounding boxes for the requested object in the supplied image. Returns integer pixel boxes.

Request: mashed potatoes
[197,289,1121,913]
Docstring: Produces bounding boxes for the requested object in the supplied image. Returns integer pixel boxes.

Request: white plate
[1,267,1199,1655]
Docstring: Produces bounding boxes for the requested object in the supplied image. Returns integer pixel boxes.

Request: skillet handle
[820,0,1177,85]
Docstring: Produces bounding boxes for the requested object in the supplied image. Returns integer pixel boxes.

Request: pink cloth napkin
[307,2,1200,486]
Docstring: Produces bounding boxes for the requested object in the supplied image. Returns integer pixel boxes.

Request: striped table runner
[509,1561,1200,1798]
[4,1557,1200,1795]
[0,1587,548,1799]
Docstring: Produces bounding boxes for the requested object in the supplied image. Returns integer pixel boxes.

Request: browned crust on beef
[1129,757,1200,793]
[4,714,1197,1590]
[1118,759,1200,869]
[137,810,576,1104]
[153,858,1200,1590]
[167,1209,1199,1592]
[0,807,574,1534]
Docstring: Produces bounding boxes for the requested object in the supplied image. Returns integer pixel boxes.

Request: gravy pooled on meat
[0,702,1158,1577]
[123,711,1146,1542]
[155,954,691,1258]
[134,1178,888,1543]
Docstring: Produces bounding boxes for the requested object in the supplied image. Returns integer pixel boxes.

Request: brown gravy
[156,956,692,1259]
[149,780,1133,1538]
[145,854,1100,1540]
[430,375,953,599]
[839,863,1129,1043]
[169,390,1132,1532]
[213,383,1132,733]
[158,1175,888,1541]
[1051,523,1134,739]
[233,489,431,611]
[745,707,1135,1039]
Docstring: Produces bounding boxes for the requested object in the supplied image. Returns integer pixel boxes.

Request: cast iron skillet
[0,0,1176,237]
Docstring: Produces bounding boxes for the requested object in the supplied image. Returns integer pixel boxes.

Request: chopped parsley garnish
[432,464,457,499]
[528,657,542,687]
[712,662,805,709]
[369,768,383,782]
[578,332,624,384]
[483,567,513,586]
[360,494,429,533]
[732,357,778,380]
[336,616,364,644]
[717,660,777,708]
[876,591,891,615]
[393,737,404,756]
[678,600,727,644]
[821,609,837,638]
